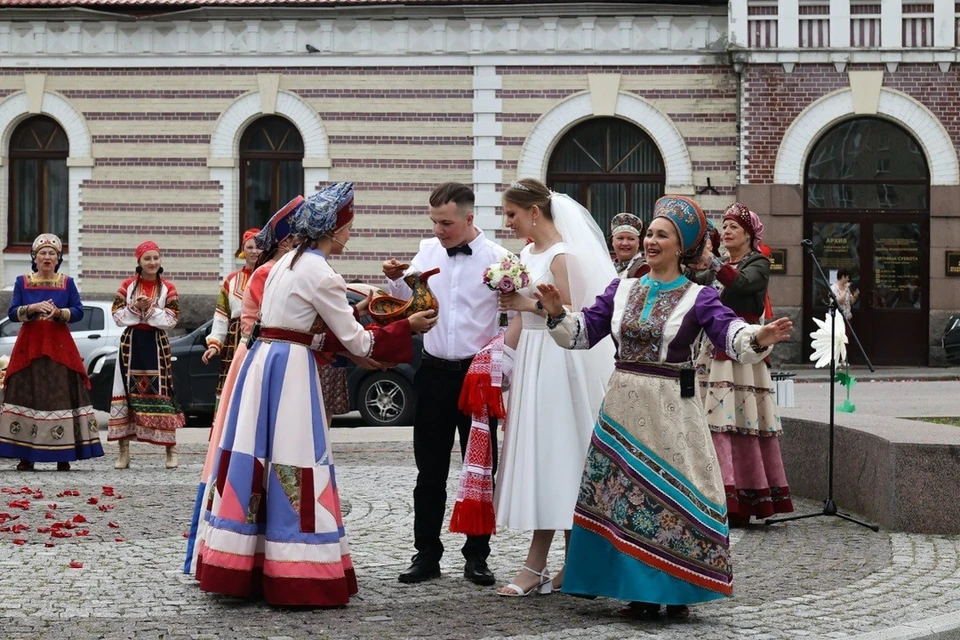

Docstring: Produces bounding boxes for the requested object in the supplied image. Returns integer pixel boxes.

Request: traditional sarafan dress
[108,276,186,445]
[206,266,253,403]
[697,251,793,522]
[548,274,772,605]
[0,274,102,463]
[195,249,414,606]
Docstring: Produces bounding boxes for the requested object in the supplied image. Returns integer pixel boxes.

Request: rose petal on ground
[86,497,98,505]
[72,514,87,523]
[69,561,83,569]
[44,542,54,548]
[114,538,123,543]
[51,531,71,539]
[107,522,119,529]
[74,529,90,537]
[12,538,27,545]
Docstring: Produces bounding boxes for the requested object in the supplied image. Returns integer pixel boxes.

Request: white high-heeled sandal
[497,566,552,597]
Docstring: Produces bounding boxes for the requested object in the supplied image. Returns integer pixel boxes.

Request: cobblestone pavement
[2,440,960,640]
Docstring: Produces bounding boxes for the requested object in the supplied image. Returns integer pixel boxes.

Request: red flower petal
[114,538,123,543]
[36,527,50,533]
[47,503,57,510]
[101,486,115,496]
[11,523,29,533]
[45,512,56,520]
[107,522,119,529]
[86,497,98,505]
[63,521,76,529]
[0,488,15,494]
[69,561,83,569]
[0,527,10,533]
[33,492,44,499]
[75,529,90,537]
[72,514,87,523]
[44,542,54,548]
[182,531,189,538]
[19,487,33,494]
[51,531,71,538]
[12,538,27,545]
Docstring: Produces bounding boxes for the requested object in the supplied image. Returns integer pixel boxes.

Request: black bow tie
[446,244,473,257]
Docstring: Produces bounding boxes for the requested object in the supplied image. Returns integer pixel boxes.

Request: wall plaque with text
[768,249,787,274]
[947,251,960,278]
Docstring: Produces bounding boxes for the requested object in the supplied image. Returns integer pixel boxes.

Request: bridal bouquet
[483,256,530,327]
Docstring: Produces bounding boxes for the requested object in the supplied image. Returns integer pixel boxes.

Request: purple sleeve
[693,286,748,356]
[580,279,620,348]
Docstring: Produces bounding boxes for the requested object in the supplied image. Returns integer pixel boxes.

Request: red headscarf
[236,227,261,258]
[242,228,260,245]
[135,241,160,262]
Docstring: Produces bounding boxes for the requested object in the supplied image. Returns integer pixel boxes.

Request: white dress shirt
[387,229,512,361]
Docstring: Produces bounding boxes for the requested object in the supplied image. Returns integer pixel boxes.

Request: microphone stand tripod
[766,239,879,532]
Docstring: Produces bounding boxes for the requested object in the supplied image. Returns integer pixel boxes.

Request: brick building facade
[1,0,958,365]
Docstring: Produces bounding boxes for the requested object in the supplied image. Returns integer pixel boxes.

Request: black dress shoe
[464,558,496,586]
[398,559,441,584]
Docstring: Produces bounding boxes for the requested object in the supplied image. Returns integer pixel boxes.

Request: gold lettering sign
[947,251,960,278]
[768,249,787,274]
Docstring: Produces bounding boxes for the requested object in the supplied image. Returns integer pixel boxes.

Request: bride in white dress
[494,178,616,597]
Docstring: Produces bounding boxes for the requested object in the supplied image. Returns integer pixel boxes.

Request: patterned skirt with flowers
[562,369,733,605]
[698,356,793,521]
[108,326,185,446]
[0,357,102,463]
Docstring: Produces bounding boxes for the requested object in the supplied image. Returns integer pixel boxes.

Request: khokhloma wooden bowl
[369,268,440,326]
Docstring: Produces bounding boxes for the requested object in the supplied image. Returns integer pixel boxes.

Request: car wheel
[356,371,415,427]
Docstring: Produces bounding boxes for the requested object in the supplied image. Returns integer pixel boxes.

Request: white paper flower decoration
[809,313,848,368]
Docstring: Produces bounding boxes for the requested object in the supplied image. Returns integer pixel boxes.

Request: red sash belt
[258,327,314,347]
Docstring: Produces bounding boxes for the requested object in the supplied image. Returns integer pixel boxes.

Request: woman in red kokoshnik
[108,241,186,470]
[0,234,102,471]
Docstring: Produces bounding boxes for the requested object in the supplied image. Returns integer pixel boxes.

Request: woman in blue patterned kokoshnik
[535,195,793,619]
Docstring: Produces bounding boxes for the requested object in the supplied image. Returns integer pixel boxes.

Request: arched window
[239,116,304,239]
[547,117,665,234]
[8,115,69,248]
[805,117,929,212]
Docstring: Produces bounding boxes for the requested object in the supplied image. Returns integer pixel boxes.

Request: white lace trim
[725,319,749,361]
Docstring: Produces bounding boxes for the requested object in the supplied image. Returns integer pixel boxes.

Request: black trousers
[412,358,498,564]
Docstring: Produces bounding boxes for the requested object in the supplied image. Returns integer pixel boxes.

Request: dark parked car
[89,290,423,426]
[944,314,960,365]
